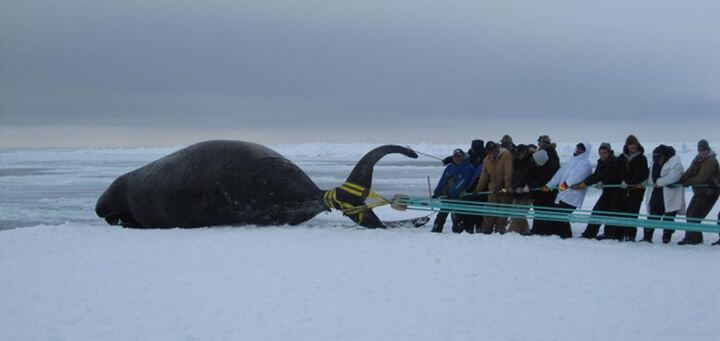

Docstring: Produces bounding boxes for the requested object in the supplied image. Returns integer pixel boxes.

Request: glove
[620,181,628,189]
[558,182,568,192]
[571,182,586,190]
[522,184,530,193]
[594,181,603,189]
[541,185,550,192]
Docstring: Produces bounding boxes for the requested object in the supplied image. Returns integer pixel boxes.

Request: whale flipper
[345,145,418,189]
[335,145,418,228]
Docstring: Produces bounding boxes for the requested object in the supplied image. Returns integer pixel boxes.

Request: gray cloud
[1,0,719,146]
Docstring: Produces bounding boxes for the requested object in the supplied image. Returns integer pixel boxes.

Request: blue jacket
[434,159,477,197]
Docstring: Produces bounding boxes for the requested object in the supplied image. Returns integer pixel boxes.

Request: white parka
[645,155,686,214]
[547,143,593,208]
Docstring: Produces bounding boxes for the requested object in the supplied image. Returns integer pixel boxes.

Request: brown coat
[475,148,514,193]
[681,150,720,195]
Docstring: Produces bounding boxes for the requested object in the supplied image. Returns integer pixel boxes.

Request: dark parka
[511,150,536,200]
[528,147,560,204]
[528,147,560,236]
[579,151,624,238]
[613,143,650,241]
[585,153,622,187]
[618,144,650,188]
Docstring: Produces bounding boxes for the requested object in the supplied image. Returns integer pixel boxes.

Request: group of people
[431,135,720,245]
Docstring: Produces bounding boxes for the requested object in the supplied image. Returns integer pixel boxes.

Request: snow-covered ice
[2,223,719,340]
[1,142,718,340]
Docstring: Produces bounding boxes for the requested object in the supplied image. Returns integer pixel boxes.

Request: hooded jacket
[681,149,720,195]
[547,143,593,208]
[618,144,649,188]
[645,154,686,214]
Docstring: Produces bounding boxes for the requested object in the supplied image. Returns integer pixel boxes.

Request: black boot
[462,215,475,234]
[639,229,653,243]
[662,230,673,244]
[678,232,703,245]
[596,226,619,241]
[581,225,600,239]
[662,235,672,244]
[451,214,463,233]
[431,213,448,233]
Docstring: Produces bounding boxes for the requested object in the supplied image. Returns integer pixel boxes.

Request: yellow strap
[322,182,395,225]
[340,182,387,202]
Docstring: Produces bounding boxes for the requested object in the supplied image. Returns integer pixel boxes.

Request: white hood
[548,142,593,208]
[646,154,686,214]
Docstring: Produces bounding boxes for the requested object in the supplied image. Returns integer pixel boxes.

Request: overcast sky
[1,0,718,147]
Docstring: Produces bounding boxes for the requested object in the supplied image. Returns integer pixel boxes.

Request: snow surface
[2,223,719,340]
[1,142,719,340]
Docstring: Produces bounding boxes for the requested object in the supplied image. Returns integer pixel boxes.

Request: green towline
[395,196,720,233]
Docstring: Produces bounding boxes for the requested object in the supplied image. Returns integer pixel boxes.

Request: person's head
[515,144,529,159]
[625,135,640,154]
[698,139,711,158]
[485,141,499,157]
[598,143,612,161]
[452,149,466,164]
[537,135,552,149]
[653,145,667,165]
[500,134,514,150]
[527,144,538,154]
[574,143,586,156]
[471,139,484,154]
[666,146,676,158]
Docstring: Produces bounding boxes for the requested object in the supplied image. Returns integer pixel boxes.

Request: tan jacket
[475,148,514,193]
[681,150,719,195]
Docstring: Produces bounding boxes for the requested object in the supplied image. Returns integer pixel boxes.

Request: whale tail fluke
[332,145,418,228]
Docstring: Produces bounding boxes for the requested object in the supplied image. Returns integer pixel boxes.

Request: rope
[432,197,720,224]
[441,182,717,199]
[394,196,720,233]
[404,145,445,162]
